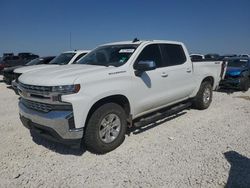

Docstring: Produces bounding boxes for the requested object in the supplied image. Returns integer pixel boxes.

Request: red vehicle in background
[0,53,39,73]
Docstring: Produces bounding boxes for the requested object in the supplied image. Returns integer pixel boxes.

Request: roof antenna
[69,32,72,49]
[133,38,139,43]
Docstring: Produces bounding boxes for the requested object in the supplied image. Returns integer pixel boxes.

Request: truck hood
[18,64,109,86]
[14,64,59,74]
[226,67,246,76]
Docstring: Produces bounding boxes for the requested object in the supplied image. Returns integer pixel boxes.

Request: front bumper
[19,101,84,146]
[220,78,241,88]
[11,80,18,91]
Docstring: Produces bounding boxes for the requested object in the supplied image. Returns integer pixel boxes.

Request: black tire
[84,103,127,154]
[6,80,11,85]
[3,77,11,85]
[240,77,249,91]
[193,81,213,110]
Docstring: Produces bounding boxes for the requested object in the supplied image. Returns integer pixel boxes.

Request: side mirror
[134,61,156,76]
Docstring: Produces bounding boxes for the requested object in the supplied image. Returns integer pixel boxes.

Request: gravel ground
[0,75,250,188]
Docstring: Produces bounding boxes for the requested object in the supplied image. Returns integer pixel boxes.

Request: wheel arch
[85,94,131,127]
[201,76,214,87]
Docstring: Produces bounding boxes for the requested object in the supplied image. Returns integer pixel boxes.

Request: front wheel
[84,103,127,154]
[193,81,213,110]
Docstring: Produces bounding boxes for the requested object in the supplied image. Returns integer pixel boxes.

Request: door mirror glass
[134,61,156,77]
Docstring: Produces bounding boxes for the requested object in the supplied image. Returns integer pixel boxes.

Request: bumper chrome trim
[11,80,18,90]
[19,101,83,140]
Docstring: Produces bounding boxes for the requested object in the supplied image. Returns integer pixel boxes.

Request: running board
[133,102,192,128]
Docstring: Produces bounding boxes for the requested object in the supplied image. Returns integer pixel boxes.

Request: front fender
[61,90,132,129]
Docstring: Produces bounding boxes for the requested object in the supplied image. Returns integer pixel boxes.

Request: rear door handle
[161,72,168,77]
[186,69,192,73]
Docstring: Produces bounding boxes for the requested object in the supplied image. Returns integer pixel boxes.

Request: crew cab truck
[17,40,226,154]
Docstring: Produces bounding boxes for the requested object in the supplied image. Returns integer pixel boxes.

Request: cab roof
[63,50,90,54]
[101,40,184,46]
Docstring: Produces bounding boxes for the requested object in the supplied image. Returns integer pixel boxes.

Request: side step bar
[133,102,192,128]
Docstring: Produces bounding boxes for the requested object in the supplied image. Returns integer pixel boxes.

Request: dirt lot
[0,75,250,188]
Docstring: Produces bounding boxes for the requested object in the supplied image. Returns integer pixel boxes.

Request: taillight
[220,61,226,78]
[0,64,5,69]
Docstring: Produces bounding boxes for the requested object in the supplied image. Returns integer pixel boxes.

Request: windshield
[77,44,139,67]
[26,58,42,65]
[49,53,75,65]
[227,59,249,67]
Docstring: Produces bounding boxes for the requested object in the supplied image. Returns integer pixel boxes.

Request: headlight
[52,84,81,94]
[230,71,241,77]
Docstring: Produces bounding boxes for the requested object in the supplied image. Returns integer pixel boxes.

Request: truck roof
[63,50,90,54]
[102,40,184,46]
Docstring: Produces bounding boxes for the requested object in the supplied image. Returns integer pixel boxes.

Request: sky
[0,0,250,56]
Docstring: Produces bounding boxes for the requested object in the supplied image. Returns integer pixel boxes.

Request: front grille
[21,98,52,113]
[19,82,52,93]
[20,98,73,113]
[225,73,241,79]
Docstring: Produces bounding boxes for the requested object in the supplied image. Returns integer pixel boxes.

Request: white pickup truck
[17,40,226,154]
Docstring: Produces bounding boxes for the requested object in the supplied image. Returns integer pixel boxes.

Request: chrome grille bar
[19,82,52,92]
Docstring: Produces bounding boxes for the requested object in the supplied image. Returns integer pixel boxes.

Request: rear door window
[160,44,186,67]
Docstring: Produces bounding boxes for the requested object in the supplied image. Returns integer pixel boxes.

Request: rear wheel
[193,81,213,110]
[240,77,249,91]
[84,103,127,154]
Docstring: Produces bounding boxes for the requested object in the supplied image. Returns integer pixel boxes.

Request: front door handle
[161,72,168,77]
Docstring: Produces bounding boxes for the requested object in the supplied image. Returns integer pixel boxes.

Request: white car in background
[12,50,90,89]
[239,54,250,58]
[190,54,205,61]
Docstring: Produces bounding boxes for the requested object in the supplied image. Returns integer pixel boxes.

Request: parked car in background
[0,53,39,73]
[13,50,90,80]
[0,53,14,68]
[204,53,220,60]
[190,54,205,61]
[17,40,227,153]
[239,54,250,58]
[220,57,250,91]
[0,58,5,72]
[3,56,55,85]
[18,53,38,60]
[0,56,19,73]
[3,53,14,58]
[220,54,237,59]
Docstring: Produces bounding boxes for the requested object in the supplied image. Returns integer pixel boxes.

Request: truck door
[131,44,173,115]
[159,44,195,103]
